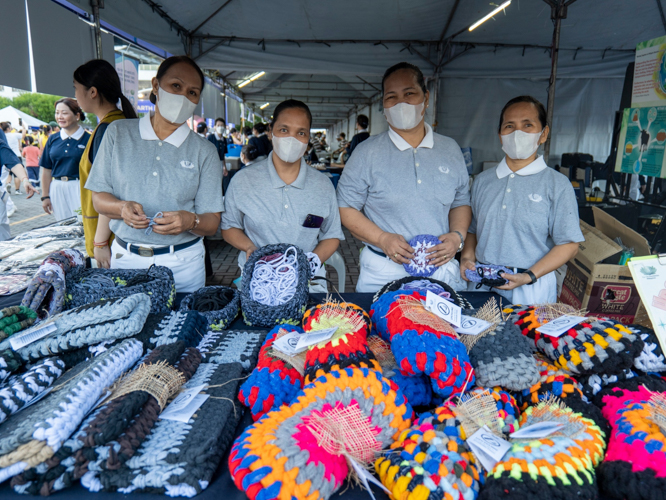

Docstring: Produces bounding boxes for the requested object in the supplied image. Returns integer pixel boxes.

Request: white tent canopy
[0,106,46,130]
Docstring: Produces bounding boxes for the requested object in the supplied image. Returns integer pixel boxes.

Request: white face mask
[272,135,308,164]
[501,130,543,160]
[215,126,225,135]
[384,101,425,130]
[156,86,196,124]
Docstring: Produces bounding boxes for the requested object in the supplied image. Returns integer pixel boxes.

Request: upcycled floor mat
[505,305,644,376]
[82,361,245,497]
[469,320,539,392]
[629,324,666,372]
[65,265,176,314]
[479,399,606,500]
[21,249,85,319]
[133,310,208,350]
[230,367,413,500]
[196,328,266,372]
[0,339,142,483]
[596,376,666,500]
[179,285,240,330]
[1,293,151,363]
[376,403,483,500]
[11,344,203,496]
[239,325,305,421]
[303,301,379,384]
[370,289,474,398]
[0,357,65,424]
[373,276,472,308]
[513,358,584,411]
[0,350,23,384]
[0,306,37,342]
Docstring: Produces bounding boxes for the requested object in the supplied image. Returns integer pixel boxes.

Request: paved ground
[7,190,364,291]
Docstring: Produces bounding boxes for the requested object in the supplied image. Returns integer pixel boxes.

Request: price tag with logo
[272,330,306,356]
[348,457,390,500]
[467,425,512,472]
[295,327,338,350]
[455,315,492,335]
[535,315,586,337]
[160,385,209,423]
[510,421,565,439]
[425,291,462,327]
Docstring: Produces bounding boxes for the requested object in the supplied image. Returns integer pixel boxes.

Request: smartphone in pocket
[302,214,324,228]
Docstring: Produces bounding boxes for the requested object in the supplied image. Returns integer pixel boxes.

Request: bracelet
[525,270,538,285]
[93,240,109,248]
[452,230,465,251]
[40,196,50,201]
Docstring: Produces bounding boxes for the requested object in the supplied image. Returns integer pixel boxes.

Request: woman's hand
[246,243,258,258]
[460,258,476,281]
[94,244,111,269]
[497,272,533,290]
[42,197,53,215]
[22,180,38,199]
[121,201,149,230]
[151,211,196,235]
[378,232,414,264]
[427,233,461,267]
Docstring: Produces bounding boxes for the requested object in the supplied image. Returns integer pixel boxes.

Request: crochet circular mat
[179,285,240,330]
[403,234,441,277]
[229,367,413,500]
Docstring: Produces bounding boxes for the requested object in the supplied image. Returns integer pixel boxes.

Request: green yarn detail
[114,278,127,286]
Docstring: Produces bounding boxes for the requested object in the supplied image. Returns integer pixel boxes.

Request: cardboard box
[559,206,651,324]
[225,157,241,171]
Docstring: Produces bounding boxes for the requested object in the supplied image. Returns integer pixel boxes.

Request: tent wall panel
[226,99,241,129]
[0,0,31,91]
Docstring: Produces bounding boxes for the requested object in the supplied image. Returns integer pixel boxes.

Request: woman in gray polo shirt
[86,56,224,293]
[461,96,584,304]
[337,62,471,293]
[222,99,344,292]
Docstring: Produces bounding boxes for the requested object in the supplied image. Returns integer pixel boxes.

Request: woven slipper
[373,276,472,308]
[505,304,644,376]
[376,404,483,500]
[469,321,539,392]
[403,234,441,277]
[66,265,176,313]
[230,366,413,500]
[3,293,151,363]
[239,325,305,420]
[240,243,310,328]
[179,285,240,330]
[479,398,606,500]
[596,376,666,500]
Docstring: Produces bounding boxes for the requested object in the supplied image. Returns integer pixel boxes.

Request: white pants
[50,179,81,222]
[356,247,466,293]
[1,167,15,214]
[0,188,10,242]
[110,238,206,293]
[467,269,557,305]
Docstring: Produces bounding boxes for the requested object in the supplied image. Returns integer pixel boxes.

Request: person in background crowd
[242,126,253,144]
[74,59,138,269]
[0,123,20,206]
[86,55,223,293]
[22,136,40,188]
[239,143,260,168]
[196,122,208,138]
[38,125,51,153]
[338,62,471,292]
[228,128,240,145]
[305,142,319,164]
[311,131,323,152]
[320,132,327,149]
[333,132,348,160]
[248,122,272,159]
[461,96,583,303]
[222,99,343,293]
[347,114,370,157]
[40,98,91,221]
[49,121,60,136]
[0,139,38,240]
[208,117,229,175]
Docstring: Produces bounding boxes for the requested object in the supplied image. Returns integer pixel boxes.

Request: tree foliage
[10,93,61,124]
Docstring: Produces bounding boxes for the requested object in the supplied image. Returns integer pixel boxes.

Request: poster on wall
[114,54,139,110]
[632,36,666,108]
[614,106,666,177]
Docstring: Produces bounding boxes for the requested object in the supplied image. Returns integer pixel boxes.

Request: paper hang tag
[510,421,565,439]
[426,291,462,327]
[467,425,511,472]
[9,323,57,350]
[348,457,390,500]
[535,315,587,337]
[295,326,338,351]
[160,384,209,423]
[455,315,492,336]
[272,330,306,356]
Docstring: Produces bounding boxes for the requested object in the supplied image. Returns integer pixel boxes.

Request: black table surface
[0,291,501,499]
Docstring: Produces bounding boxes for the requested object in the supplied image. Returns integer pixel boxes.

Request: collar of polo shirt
[388,122,434,151]
[139,113,190,148]
[496,155,548,179]
[267,153,308,189]
[60,126,85,141]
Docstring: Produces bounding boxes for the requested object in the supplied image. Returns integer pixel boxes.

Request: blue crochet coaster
[465,264,513,288]
[403,234,440,277]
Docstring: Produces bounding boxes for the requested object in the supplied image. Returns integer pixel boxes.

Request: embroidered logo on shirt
[438,166,450,174]
[78,145,86,149]
[180,160,195,169]
[528,194,543,202]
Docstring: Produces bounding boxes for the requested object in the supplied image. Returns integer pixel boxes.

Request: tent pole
[90,0,104,59]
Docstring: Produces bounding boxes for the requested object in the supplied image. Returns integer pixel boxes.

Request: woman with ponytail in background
[74,59,137,268]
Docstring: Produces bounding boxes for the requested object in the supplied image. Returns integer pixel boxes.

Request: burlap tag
[394,295,457,337]
[108,361,185,410]
[459,298,501,351]
[648,392,666,434]
[453,390,502,437]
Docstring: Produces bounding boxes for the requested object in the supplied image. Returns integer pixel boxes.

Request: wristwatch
[525,270,538,285]
[191,213,200,231]
[452,230,465,251]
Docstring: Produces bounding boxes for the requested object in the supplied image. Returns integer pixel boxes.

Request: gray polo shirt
[221,153,344,255]
[336,123,470,244]
[85,114,224,245]
[469,156,584,269]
